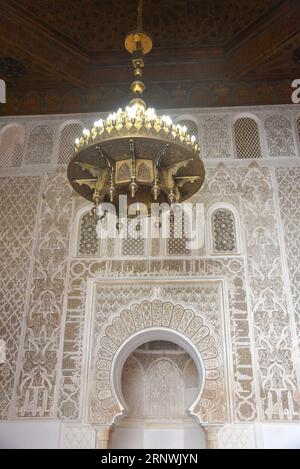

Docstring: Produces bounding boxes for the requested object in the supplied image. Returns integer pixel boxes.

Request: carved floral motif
[0,176,41,419]
[14,169,72,417]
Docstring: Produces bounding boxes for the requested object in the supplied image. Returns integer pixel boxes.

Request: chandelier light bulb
[94,119,104,128]
[146,108,156,120]
[127,105,137,119]
[162,115,172,126]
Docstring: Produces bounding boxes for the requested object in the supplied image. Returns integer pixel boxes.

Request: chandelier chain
[137,0,144,30]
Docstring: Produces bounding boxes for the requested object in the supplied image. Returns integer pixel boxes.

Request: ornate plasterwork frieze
[0,176,41,419]
[58,257,256,423]
[13,169,73,418]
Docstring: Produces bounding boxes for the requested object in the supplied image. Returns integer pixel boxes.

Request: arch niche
[88,299,224,448]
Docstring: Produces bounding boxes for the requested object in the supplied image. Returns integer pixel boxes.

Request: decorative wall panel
[167,214,190,256]
[26,125,54,164]
[14,169,72,418]
[276,168,300,346]
[58,123,83,165]
[145,358,184,418]
[58,254,256,424]
[0,176,41,419]
[204,163,300,421]
[88,291,227,424]
[297,116,300,146]
[0,125,25,168]
[201,115,231,159]
[218,425,255,449]
[121,221,146,257]
[1,105,300,444]
[121,343,199,419]
[264,114,296,157]
[78,212,99,256]
[212,208,237,253]
[60,423,95,449]
[234,117,261,159]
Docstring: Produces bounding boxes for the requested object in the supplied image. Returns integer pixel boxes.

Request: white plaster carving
[26,125,54,164]
[0,104,300,450]
[218,424,256,449]
[0,340,6,364]
[264,113,296,157]
[0,176,41,419]
[60,423,95,449]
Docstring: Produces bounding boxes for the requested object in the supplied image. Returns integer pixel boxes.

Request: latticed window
[0,125,25,167]
[58,123,83,164]
[167,212,190,256]
[212,209,237,253]
[122,219,146,256]
[177,119,199,142]
[234,117,262,159]
[26,125,53,164]
[297,116,300,146]
[78,212,99,256]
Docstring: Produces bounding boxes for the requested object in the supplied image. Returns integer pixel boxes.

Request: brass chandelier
[67,0,205,218]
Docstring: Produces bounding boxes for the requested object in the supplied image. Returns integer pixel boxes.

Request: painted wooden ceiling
[0,0,299,115]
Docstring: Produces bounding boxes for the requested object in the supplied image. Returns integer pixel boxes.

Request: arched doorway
[111,339,206,449]
[89,298,226,449]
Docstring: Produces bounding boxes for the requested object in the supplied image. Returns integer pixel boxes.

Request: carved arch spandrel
[88,299,226,426]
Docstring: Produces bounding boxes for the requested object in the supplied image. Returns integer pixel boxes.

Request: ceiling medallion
[67,0,205,221]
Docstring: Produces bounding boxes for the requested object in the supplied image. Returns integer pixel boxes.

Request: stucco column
[203,425,222,449]
[94,425,112,449]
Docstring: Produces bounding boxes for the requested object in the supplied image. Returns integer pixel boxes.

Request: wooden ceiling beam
[0,3,88,86]
[225,0,300,79]
[0,0,297,90]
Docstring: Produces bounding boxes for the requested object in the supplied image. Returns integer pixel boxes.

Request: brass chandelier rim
[68,135,205,209]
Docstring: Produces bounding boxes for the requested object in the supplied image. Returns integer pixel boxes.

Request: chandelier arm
[129,138,136,177]
[155,143,169,169]
[96,145,112,169]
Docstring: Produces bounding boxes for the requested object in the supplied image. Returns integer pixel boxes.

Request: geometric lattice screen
[177,119,199,142]
[78,212,99,256]
[297,116,300,147]
[122,220,146,256]
[58,123,83,164]
[234,117,262,159]
[0,125,25,168]
[212,208,237,253]
[26,125,54,164]
[167,213,190,256]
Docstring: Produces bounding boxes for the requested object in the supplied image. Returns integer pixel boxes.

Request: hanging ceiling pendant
[67,0,205,217]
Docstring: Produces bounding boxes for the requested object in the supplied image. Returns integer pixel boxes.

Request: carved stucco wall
[0,105,300,435]
[0,169,73,420]
[13,169,73,418]
[276,168,300,348]
[201,163,300,421]
[88,291,228,424]
[0,176,41,419]
[121,341,200,419]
